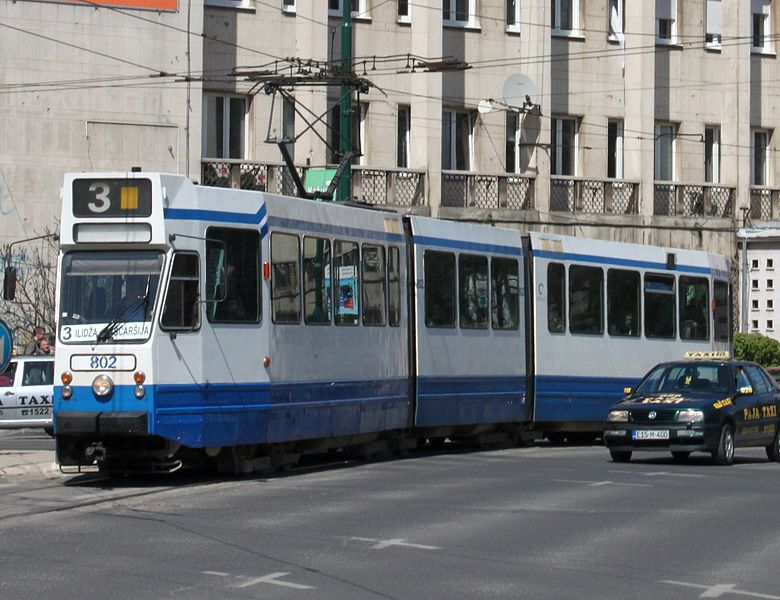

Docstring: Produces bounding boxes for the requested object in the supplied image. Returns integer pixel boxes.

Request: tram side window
[547,262,565,333]
[303,237,331,325]
[424,250,456,328]
[362,244,387,326]
[459,254,488,329]
[205,228,260,323]
[491,257,520,330]
[714,280,730,342]
[607,269,640,337]
[679,276,709,341]
[644,273,676,339]
[334,240,360,326]
[161,253,200,330]
[271,233,301,324]
[569,265,604,335]
[388,246,401,327]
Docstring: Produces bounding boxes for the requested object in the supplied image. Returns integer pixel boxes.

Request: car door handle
[3,391,13,396]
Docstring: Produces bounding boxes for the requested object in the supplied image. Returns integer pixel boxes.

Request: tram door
[409,217,528,430]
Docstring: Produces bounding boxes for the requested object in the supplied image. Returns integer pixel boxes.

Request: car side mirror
[737,386,754,396]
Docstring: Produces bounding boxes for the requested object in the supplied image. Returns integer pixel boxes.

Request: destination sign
[72,179,152,218]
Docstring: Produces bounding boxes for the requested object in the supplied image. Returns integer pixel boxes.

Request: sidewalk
[0,449,60,479]
[0,431,61,480]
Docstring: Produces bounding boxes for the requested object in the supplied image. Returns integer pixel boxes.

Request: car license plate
[632,430,670,440]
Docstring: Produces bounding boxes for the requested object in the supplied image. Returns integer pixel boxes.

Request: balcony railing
[550,176,639,214]
[441,171,535,210]
[653,183,735,217]
[352,166,425,207]
[749,186,780,220]
[201,160,425,207]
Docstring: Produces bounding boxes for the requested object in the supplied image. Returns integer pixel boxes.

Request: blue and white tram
[52,172,730,471]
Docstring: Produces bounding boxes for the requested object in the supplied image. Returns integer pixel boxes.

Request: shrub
[733,332,780,367]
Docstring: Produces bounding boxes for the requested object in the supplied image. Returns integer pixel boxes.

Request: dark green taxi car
[603,353,780,465]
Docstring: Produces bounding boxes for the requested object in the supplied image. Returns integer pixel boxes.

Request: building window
[655,122,676,181]
[328,103,365,165]
[752,319,759,330]
[752,130,770,185]
[769,319,775,330]
[706,0,722,47]
[443,0,477,26]
[329,0,368,18]
[202,95,247,159]
[768,279,774,290]
[752,258,760,269]
[705,126,721,183]
[442,110,474,171]
[551,116,578,176]
[282,0,296,13]
[608,120,624,178]
[769,258,775,269]
[753,299,760,310]
[656,0,677,43]
[752,279,760,289]
[752,0,772,52]
[507,0,521,31]
[552,0,580,33]
[506,114,519,173]
[397,105,411,168]
[769,298,775,310]
[608,0,624,40]
[398,0,410,22]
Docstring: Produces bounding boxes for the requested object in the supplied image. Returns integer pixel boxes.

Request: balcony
[749,186,780,220]
[653,183,735,217]
[201,160,425,208]
[441,171,534,209]
[550,176,639,214]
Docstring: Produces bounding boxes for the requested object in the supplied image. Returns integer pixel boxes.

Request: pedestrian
[33,337,52,356]
[24,326,45,355]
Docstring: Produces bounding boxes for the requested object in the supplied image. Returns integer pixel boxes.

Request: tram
[52,172,731,471]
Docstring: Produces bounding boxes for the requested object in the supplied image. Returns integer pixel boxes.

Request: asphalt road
[1,440,780,600]
[0,429,54,452]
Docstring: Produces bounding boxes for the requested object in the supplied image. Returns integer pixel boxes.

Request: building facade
[2,0,779,260]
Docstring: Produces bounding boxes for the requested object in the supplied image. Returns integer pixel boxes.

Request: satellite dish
[502,74,539,110]
[477,99,498,114]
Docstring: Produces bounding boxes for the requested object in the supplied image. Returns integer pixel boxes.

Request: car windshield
[634,363,732,395]
[59,250,164,344]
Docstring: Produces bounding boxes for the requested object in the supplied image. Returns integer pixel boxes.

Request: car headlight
[608,410,629,422]
[676,408,704,423]
[92,374,114,398]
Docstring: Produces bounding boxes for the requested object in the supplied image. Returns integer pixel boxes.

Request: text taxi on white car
[603,352,780,465]
[0,355,54,435]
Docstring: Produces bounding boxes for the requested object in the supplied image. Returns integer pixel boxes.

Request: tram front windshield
[59,251,164,344]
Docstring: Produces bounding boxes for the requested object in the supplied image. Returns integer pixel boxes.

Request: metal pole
[338,0,353,202]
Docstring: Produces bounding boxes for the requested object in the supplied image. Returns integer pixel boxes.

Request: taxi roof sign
[684,351,731,360]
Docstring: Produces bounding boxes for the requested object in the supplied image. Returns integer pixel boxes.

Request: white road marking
[203,570,314,591]
[553,479,651,487]
[351,536,440,550]
[662,580,780,599]
[610,470,706,478]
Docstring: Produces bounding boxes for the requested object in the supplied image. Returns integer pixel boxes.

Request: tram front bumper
[56,411,148,436]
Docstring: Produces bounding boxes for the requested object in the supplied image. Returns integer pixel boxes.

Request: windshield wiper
[95,276,151,344]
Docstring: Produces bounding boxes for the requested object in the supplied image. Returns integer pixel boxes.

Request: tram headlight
[607,409,629,422]
[676,409,704,423]
[134,384,145,399]
[61,386,73,400]
[92,374,114,398]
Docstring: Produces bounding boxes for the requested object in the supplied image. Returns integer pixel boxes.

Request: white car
[0,355,54,434]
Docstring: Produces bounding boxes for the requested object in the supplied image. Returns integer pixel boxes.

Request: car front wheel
[712,424,734,466]
[609,449,632,463]
[766,425,780,462]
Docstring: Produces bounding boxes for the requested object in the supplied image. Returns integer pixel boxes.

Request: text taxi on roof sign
[603,353,780,465]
